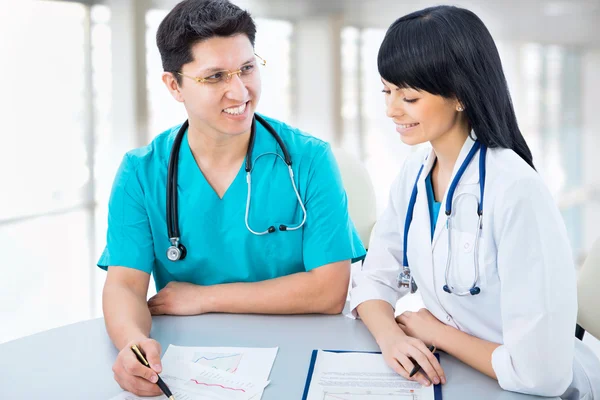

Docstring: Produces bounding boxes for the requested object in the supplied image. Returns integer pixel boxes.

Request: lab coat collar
[419,133,481,248]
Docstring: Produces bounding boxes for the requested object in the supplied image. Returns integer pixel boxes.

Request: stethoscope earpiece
[268,226,276,233]
[279,225,287,231]
[443,284,481,296]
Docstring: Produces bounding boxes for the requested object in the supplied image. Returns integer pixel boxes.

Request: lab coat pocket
[448,230,485,291]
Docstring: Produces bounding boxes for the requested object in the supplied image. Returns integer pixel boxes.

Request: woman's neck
[430,126,470,176]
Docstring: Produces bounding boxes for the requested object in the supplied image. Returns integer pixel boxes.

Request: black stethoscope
[166,114,307,262]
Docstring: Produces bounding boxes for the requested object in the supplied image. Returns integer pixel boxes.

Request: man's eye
[206,72,224,80]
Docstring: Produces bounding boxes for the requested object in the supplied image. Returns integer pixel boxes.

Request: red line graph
[189,379,246,392]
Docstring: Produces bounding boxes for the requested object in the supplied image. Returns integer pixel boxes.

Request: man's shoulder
[124,124,181,171]
[258,114,330,160]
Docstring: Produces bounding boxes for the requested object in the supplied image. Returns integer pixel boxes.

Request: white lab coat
[349,136,600,399]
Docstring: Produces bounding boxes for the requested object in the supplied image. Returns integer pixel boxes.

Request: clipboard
[302,349,443,400]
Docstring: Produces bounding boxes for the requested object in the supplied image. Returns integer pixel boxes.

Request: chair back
[331,147,377,249]
[577,237,600,338]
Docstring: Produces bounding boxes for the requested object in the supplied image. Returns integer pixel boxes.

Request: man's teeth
[399,123,419,128]
[223,103,247,115]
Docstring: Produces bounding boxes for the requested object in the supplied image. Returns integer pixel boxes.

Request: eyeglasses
[177,54,266,85]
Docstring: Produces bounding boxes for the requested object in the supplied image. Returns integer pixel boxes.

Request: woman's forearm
[357,300,406,344]
[436,324,500,379]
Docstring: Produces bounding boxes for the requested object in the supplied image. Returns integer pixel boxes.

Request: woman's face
[382,78,465,146]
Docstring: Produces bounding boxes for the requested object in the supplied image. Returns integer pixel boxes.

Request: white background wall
[0,1,599,362]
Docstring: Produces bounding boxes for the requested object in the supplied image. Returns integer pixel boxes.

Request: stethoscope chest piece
[166,237,187,261]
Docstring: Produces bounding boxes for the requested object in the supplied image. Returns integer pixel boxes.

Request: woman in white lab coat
[349,5,600,399]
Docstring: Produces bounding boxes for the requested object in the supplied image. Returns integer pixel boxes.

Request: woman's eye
[403,98,418,103]
[381,89,391,94]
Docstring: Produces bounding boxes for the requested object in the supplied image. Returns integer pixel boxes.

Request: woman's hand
[396,308,447,347]
[377,329,446,387]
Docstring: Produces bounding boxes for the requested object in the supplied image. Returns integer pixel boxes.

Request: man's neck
[187,122,251,168]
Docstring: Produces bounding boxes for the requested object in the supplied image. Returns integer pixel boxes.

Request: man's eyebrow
[198,57,255,75]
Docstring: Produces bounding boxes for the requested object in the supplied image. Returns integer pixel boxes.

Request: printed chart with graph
[323,389,420,400]
[191,352,243,373]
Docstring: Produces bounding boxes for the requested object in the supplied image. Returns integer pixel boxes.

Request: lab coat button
[446,315,451,321]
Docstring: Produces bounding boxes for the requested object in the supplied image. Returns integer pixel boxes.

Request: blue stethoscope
[398,141,487,296]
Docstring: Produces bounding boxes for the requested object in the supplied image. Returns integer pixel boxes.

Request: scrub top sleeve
[347,170,408,319]
[97,154,155,274]
[491,177,576,396]
[302,144,366,272]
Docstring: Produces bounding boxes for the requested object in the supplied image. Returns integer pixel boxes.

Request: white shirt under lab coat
[349,136,600,399]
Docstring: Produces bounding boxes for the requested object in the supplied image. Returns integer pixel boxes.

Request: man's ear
[162,72,184,103]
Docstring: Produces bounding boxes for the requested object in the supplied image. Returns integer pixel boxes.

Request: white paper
[109,345,278,400]
[161,345,278,383]
[162,359,269,400]
[109,361,268,400]
[109,389,196,400]
[305,350,435,400]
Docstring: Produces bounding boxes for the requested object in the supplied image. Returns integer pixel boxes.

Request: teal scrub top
[425,171,441,240]
[98,114,366,291]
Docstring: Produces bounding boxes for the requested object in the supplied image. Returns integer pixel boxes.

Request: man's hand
[112,338,163,397]
[147,281,210,315]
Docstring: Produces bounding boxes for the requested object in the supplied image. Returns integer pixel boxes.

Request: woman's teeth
[398,123,419,128]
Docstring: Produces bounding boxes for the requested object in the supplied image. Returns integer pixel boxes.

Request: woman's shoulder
[486,147,541,189]
[485,147,556,213]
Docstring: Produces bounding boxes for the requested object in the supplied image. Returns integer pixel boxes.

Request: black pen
[131,344,175,400]
[408,344,437,378]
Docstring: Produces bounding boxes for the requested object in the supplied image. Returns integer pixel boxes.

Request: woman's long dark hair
[378,5,535,169]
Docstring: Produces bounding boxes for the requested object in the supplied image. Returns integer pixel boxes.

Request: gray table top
[0,314,554,400]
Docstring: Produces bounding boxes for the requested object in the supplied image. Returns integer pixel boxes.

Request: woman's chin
[398,134,426,146]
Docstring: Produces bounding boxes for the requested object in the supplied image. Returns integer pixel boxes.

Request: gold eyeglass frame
[177,53,266,84]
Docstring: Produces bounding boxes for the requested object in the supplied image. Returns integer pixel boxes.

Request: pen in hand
[131,344,175,400]
[408,344,437,379]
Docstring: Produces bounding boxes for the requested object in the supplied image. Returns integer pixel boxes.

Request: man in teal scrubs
[101,0,365,396]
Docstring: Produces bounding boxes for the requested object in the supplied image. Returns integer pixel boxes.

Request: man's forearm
[103,283,153,350]
[204,265,349,315]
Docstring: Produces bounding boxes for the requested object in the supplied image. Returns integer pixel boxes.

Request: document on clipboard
[302,350,442,400]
